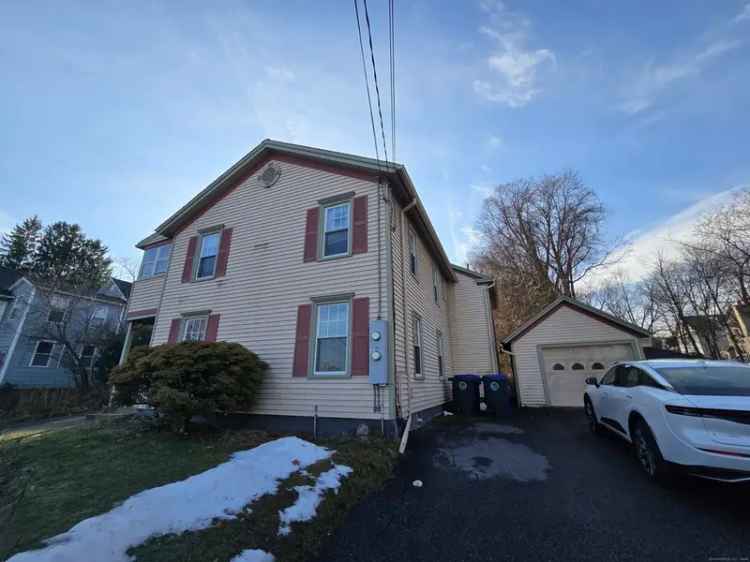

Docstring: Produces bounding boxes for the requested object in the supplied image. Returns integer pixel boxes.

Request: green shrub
[109,342,268,433]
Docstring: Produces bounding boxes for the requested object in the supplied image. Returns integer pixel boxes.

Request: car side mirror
[585,377,599,387]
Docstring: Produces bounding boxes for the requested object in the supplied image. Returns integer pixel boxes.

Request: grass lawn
[0,417,397,561]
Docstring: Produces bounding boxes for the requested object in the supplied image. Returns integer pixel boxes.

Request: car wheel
[632,419,668,482]
[584,397,601,435]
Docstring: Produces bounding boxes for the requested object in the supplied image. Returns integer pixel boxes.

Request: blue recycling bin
[482,373,513,417]
[451,374,481,415]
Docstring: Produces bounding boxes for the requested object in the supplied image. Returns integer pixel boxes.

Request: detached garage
[504,297,651,407]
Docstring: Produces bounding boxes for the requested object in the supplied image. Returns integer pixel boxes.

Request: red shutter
[303,208,319,262]
[206,314,220,342]
[215,228,233,278]
[167,318,182,343]
[292,304,312,377]
[352,195,368,254]
[182,236,198,283]
[351,297,369,376]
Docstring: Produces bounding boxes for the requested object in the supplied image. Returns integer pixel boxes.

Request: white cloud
[470,183,494,198]
[734,2,750,23]
[619,36,743,115]
[487,134,504,149]
[584,184,749,287]
[474,2,556,108]
[448,209,483,265]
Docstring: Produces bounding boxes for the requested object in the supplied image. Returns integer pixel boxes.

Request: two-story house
[0,265,131,388]
[122,140,498,434]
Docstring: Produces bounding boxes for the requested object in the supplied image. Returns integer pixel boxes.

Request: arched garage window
[571,363,585,371]
[552,363,565,371]
[591,362,605,370]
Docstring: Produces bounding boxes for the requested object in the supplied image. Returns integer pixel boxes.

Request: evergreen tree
[31,222,112,289]
[0,215,42,271]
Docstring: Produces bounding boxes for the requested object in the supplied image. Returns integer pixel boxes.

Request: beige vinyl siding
[127,276,165,313]
[449,271,498,376]
[512,305,643,407]
[391,200,453,417]
[150,159,392,420]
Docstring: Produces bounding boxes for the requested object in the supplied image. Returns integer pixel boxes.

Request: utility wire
[388,0,396,162]
[354,0,381,166]
[362,0,390,163]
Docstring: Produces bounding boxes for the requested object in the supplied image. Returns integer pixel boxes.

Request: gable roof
[0,266,23,297]
[111,278,132,300]
[136,139,457,282]
[502,296,651,345]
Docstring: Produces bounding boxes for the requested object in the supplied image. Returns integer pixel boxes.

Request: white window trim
[412,314,423,378]
[138,244,172,280]
[80,344,98,369]
[408,229,418,277]
[30,340,56,368]
[195,231,221,280]
[182,316,209,342]
[312,300,351,377]
[321,201,352,259]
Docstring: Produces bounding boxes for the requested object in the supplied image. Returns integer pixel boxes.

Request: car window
[600,367,617,385]
[615,366,640,388]
[654,365,750,396]
[638,370,661,388]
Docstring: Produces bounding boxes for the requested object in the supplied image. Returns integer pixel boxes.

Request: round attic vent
[258,163,281,188]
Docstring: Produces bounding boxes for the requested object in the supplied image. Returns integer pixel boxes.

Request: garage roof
[502,296,651,345]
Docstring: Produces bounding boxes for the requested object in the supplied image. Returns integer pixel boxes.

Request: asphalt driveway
[316,409,750,562]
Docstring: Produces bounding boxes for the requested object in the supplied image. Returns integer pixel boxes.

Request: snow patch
[277,464,352,536]
[9,437,332,562]
[230,549,275,562]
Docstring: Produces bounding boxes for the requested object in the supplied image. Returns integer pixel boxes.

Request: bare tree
[473,170,611,338]
[584,270,657,331]
[112,256,139,283]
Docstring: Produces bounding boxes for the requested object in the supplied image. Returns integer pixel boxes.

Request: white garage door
[541,344,636,407]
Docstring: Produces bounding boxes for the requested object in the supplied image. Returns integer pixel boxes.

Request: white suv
[583,359,750,483]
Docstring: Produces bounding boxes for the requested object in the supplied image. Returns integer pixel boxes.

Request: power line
[388,0,396,162]
[353,0,381,165]
[362,0,390,163]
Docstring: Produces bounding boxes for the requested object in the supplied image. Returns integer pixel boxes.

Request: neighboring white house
[122,139,499,434]
[503,297,651,407]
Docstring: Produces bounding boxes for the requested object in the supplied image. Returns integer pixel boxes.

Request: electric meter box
[368,320,389,385]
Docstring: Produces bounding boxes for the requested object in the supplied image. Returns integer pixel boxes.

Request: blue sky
[1,0,749,278]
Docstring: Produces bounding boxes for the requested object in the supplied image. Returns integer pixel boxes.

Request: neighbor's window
[436,330,444,377]
[31,341,55,367]
[432,267,441,304]
[196,232,221,279]
[182,316,208,341]
[80,345,97,369]
[314,302,349,375]
[323,202,351,258]
[48,295,68,323]
[139,244,172,279]
[92,305,108,324]
[408,230,418,276]
[412,314,423,377]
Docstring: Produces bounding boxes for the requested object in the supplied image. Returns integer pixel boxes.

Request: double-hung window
[196,232,221,279]
[48,295,68,324]
[182,316,208,341]
[412,314,423,377]
[314,302,349,375]
[408,230,418,276]
[31,341,55,367]
[323,202,351,258]
[432,268,441,304]
[139,244,172,279]
[92,305,108,324]
[436,330,444,377]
